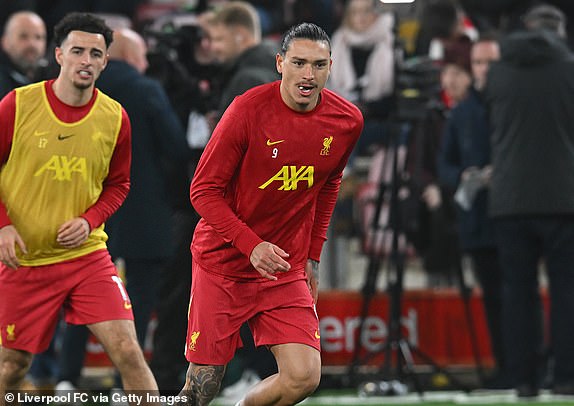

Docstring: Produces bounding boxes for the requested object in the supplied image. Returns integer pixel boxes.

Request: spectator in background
[484,3,574,397]
[0,11,46,98]
[208,1,279,116]
[407,41,471,287]
[439,37,473,108]
[438,36,509,388]
[328,0,394,160]
[100,24,191,370]
[202,2,280,400]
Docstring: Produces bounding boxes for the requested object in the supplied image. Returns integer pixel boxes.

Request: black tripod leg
[347,253,383,383]
[456,255,486,386]
[398,340,424,396]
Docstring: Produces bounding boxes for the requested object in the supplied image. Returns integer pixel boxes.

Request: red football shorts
[185,260,321,365]
[0,249,133,353]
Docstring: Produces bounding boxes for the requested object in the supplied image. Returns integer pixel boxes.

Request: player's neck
[51,78,94,107]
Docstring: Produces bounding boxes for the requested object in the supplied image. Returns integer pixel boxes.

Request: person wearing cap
[484,3,574,398]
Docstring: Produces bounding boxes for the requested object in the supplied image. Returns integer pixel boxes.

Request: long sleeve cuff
[308,238,326,262]
[233,227,264,259]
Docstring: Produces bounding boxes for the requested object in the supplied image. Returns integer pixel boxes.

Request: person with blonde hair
[328,0,394,160]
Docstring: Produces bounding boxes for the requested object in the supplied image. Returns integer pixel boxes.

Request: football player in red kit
[180,22,363,406]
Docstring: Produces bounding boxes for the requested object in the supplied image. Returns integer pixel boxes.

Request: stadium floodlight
[380,0,415,3]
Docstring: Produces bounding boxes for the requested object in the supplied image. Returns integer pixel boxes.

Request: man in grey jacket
[485,3,574,398]
[208,1,279,115]
[203,2,280,400]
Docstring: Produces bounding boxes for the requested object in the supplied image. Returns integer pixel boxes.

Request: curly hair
[53,12,113,48]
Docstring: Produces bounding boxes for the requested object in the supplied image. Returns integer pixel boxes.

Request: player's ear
[276,53,284,74]
[55,47,63,66]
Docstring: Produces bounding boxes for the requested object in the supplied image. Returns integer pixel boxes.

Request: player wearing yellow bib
[0,13,159,404]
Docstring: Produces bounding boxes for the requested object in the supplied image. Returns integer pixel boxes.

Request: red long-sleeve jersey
[190,81,363,280]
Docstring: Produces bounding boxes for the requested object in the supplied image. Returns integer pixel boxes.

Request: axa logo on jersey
[259,165,314,190]
[34,155,88,181]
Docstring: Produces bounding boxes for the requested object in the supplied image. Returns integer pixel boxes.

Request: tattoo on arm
[308,259,319,281]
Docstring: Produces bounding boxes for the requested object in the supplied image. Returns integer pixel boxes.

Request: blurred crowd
[1,0,574,401]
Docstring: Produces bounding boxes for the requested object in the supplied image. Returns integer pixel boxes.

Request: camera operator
[400,41,472,287]
[143,11,225,393]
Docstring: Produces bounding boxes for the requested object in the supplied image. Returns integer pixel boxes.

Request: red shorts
[0,249,133,353]
[185,260,320,365]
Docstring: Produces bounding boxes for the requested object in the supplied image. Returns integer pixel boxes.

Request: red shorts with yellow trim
[185,260,320,365]
[0,249,133,353]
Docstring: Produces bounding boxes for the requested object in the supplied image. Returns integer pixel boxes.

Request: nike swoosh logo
[33,130,49,137]
[267,139,285,146]
[58,134,76,141]
[124,302,132,310]
[315,330,321,339]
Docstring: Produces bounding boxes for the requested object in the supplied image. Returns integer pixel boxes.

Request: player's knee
[282,363,321,400]
[0,350,32,385]
[109,336,146,370]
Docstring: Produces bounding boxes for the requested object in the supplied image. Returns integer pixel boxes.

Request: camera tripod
[346,117,482,395]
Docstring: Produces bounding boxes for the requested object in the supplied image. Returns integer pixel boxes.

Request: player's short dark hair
[53,12,114,48]
[280,23,331,56]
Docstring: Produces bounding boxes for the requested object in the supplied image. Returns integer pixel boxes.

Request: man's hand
[422,183,442,210]
[57,217,90,248]
[0,225,26,269]
[305,259,319,304]
[249,242,290,280]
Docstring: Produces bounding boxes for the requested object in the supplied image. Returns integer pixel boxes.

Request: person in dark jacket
[99,27,191,345]
[0,11,46,98]
[54,27,191,392]
[484,3,574,397]
[208,1,279,115]
[438,37,509,388]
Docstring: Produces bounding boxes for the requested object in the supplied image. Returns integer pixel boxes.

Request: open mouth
[78,70,92,79]
[298,84,315,96]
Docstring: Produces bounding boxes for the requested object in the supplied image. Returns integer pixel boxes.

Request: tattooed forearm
[179,364,226,406]
[308,259,319,281]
